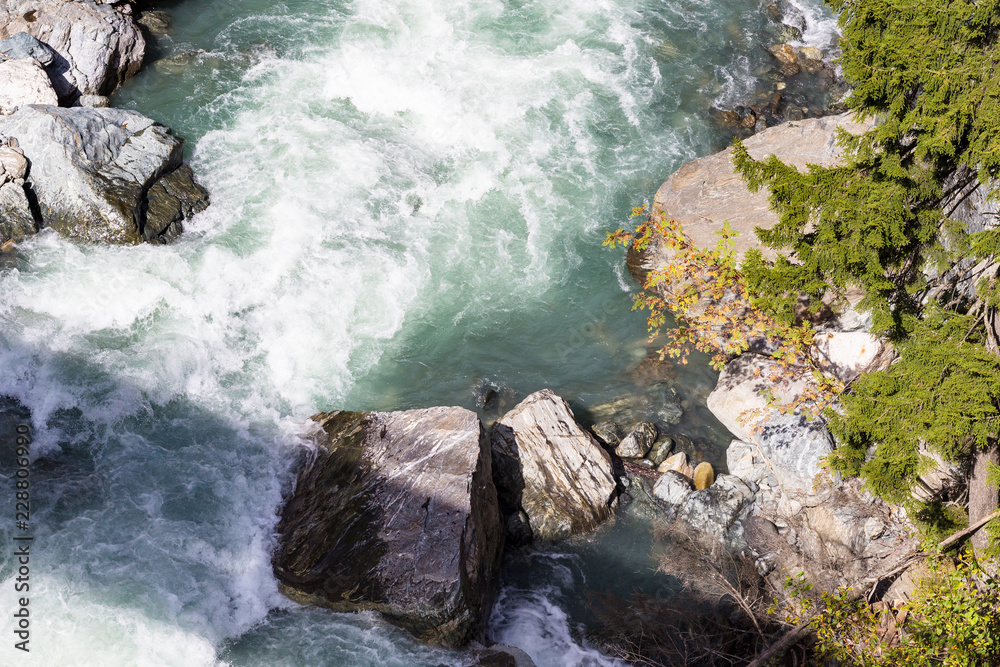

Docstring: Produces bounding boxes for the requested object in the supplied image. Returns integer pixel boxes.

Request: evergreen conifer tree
[733,0,1000,553]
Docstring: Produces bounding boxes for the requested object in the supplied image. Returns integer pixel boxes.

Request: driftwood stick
[939,508,1000,551]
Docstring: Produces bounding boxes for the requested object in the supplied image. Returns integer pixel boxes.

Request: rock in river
[0,105,208,244]
[0,58,58,113]
[272,407,504,647]
[491,389,616,542]
[616,421,657,459]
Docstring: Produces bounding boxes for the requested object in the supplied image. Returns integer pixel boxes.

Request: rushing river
[0,0,836,664]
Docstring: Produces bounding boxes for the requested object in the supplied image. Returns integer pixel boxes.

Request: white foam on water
[0,575,219,666]
[489,587,627,667]
[784,0,841,50]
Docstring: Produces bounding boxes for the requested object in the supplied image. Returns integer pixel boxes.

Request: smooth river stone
[273,407,504,647]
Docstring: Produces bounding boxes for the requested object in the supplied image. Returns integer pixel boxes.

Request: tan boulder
[769,43,798,65]
[658,451,694,480]
[632,112,873,278]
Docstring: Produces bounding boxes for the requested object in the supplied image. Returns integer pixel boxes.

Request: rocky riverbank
[624,106,999,612]
[0,0,207,249]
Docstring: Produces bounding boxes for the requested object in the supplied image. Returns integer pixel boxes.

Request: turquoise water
[0,0,836,664]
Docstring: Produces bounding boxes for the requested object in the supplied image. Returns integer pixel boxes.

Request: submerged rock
[616,421,657,459]
[273,407,504,647]
[471,643,537,667]
[0,395,31,474]
[137,11,171,39]
[0,105,208,244]
[591,420,624,448]
[491,389,616,542]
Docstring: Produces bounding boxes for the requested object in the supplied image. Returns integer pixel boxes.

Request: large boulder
[0,1,145,101]
[676,474,755,540]
[491,389,616,542]
[0,137,34,242]
[755,413,834,495]
[627,112,872,284]
[650,470,754,546]
[650,112,871,261]
[708,354,834,494]
[0,105,208,244]
[272,407,504,647]
[0,58,58,113]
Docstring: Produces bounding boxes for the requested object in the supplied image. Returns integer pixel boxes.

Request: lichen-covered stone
[646,435,674,466]
[273,407,504,647]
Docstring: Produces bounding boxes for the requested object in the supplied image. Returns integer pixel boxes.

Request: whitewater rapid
[0,0,837,664]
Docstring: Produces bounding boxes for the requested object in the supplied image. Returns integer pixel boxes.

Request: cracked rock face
[491,389,616,542]
[0,0,145,101]
[273,407,504,648]
[0,105,208,244]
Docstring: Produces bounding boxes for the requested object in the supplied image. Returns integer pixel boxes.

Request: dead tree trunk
[969,447,999,560]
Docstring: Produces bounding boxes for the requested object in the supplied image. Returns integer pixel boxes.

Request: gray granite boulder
[491,389,616,542]
[756,413,834,494]
[0,31,56,66]
[0,1,144,101]
[652,470,693,505]
[273,407,504,647]
[676,474,755,541]
[0,105,208,244]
